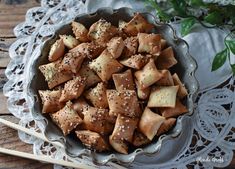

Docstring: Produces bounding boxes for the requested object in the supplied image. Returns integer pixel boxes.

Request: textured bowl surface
[27,7,199,164]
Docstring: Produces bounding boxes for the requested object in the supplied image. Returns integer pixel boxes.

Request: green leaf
[230,64,235,74]
[144,0,171,22]
[181,17,196,36]
[158,11,171,22]
[189,0,205,7]
[204,11,223,25]
[226,40,235,55]
[211,49,228,71]
[170,0,187,16]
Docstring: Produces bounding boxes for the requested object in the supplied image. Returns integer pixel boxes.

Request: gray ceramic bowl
[26,7,199,164]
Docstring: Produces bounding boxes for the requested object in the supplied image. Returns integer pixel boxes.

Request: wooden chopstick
[0,147,93,169]
[0,118,64,148]
[0,117,127,169]
[0,118,95,169]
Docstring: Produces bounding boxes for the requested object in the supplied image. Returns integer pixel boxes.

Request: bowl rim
[25,7,199,164]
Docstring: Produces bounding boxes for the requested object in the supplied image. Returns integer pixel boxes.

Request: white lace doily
[3,0,235,168]
[203,0,235,5]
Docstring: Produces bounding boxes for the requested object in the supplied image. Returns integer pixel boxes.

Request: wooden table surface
[0,0,52,168]
[0,0,235,169]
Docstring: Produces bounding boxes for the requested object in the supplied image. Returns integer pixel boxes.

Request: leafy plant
[144,0,235,74]
[211,49,228,71]
[226,40,235,55]
[144,0,171,21]
[181,17,196,36]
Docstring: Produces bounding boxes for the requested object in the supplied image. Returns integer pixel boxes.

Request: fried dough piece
[157,118,176,136]
[88,19,118,44]
[138,33,161,56]
[118,20,128,38]
[109,135,128,154]
[72,97,90,119]
[112,69,135,91]
[59,35,79,49]
[135,59,162,89]
[147,86,179,108]
[161,39,167,50]
[123,13,154,36]
[107,114,117,124]
[156,69,174,86]
[48,39,65,62]
[107,37,125,59]
[160,99,188,118]
[60,51,85,73]
[69,42,104,59]
[135,79,150,100]
[139,108,165,140]
[119,20,127,30]
[39,59,73,89]
[76,130,110,152]
[122,36,138,57]
[132,130,150,147]
[89,49,123,81]
[59,76,86,102]
[51,101,83,135]
[107,90,141,118]
[120,54,150,70]
[71,21,89,42]
[156,47,177,70]
[172,73,188,98]
[39,89,64,113]
[110,114,138,142]
[84,82,108,108]
[82,107,113,135]
[78,61,101,88]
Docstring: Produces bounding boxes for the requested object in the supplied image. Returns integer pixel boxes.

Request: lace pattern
[203,0,235,5]
[3,0,235,168]
[130,76,235,169]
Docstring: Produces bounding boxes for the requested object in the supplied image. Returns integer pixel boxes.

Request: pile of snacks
[38,13,188,154]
